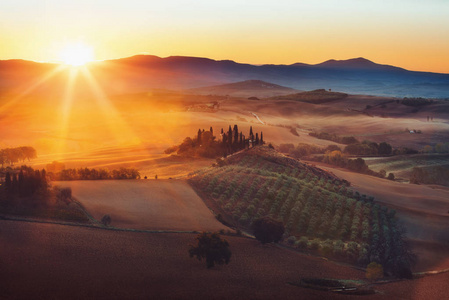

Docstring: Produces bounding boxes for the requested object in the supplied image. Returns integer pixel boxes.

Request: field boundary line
[0,214,203,234]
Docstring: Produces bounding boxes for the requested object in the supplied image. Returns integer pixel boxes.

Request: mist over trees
[45,162,140,180]
[0,146,37,167]
[277,143,390,179]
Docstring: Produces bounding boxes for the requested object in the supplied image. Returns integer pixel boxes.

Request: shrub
[252,216,285,244]
[278,143,295,153]
[101,214,112,226]
[57,187,72,204]
[189,232,232,268]
[287,236,297,245]
[320,239,333,256]
[297,237,308,250]
[333,240,344,257]
[366,262,384,280]
[309,239,320,251]
[239,212,249,224]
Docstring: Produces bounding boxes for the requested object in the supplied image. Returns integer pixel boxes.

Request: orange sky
[1,0,449,73]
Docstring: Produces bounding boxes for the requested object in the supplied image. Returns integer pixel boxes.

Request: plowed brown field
[55,179,227,232]
[1,220,448,299]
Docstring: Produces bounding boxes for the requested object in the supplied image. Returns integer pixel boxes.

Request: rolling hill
[1,55,449,98]
[187,80,300,98]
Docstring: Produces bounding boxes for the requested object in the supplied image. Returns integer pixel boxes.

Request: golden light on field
[59,42,94,66]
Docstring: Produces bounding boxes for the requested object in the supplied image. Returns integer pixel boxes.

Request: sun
[59,42,94,66]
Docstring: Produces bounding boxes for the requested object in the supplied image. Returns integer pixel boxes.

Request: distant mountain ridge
[1,55,449,98]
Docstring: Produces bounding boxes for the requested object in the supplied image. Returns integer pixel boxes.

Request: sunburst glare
[59,42,94,66]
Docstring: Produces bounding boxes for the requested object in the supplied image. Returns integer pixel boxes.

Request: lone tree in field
[252,216,285,244]
[189,232,231,268]
[101,214,112,226]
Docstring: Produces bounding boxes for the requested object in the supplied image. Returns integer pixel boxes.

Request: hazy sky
[1,0,448,73]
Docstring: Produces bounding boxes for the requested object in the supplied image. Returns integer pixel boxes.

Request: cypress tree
[228,126,233,146]
[35,170,41,187]
[18,170,25,196]
[41,169,48,189]
[5,172,11,191]
[197,129,202,145]
[255,133,259,145]
[11,174,18,194]
[233,125,239,145]
[210,127,213,135]
[260,132,264,144]
[18,170,24,186]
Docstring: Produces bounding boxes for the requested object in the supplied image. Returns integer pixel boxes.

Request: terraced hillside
[190,146,414,276]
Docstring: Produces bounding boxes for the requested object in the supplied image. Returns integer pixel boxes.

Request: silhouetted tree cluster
[56,187,72,204]
[189,232,232,268]
[0,147,37,168]
[2,166,48,197]
[410,166,449,186]
[309,131,358,145]
[221,125,264,155]
[46,161,66,173]
[47,167,140,180]
[164,125,265,158]
[313,151,387,178]
[419,142,449,154]
[277,143,389,179]
[391,147,418,155]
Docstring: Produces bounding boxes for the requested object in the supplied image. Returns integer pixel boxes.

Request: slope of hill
[55,179,226,231]
[1,55,449,98]
[270,89,348,104]
[187,80,300,98]
[189,146,414,275]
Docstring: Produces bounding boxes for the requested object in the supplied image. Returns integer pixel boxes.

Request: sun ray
[0,65,65,114]
[79,67,142,146]
[54,67,78,159]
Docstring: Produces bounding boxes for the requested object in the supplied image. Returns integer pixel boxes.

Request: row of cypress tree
[3,167,48,198]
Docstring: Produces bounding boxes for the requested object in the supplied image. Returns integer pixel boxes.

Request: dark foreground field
[1,220,448,300]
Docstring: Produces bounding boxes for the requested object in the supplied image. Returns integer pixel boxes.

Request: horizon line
[1,54,448,75]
